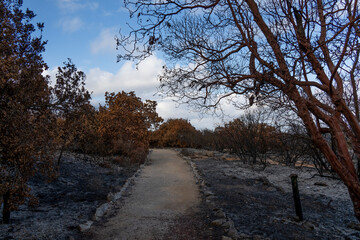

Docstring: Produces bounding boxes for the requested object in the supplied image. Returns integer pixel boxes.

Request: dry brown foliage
[0,0,56,223]
[151,118,199,148]
[97,91,163,164]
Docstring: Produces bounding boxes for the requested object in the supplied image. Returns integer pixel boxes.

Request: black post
[290,174,303,221]
[2,190,10,224]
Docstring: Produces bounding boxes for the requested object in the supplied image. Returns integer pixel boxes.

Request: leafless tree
[118,0,360,220]
[219,110,274,165]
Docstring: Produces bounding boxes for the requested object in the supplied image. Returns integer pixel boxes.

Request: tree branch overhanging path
[89,149,200,239]
[118,0,360,221]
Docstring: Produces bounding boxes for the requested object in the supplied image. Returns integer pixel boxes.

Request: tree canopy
[52,59,92,165]
[151,118,198,148]
[97,91,163,163]
[0,0,55,223]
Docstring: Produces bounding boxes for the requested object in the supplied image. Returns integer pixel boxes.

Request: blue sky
[23,0,126,73]
[22,0,239,129]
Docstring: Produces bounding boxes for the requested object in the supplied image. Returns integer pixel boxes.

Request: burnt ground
[2,149,360,240]
[162,196,225,240]
[192,156,360,240]
[0,153,138,240]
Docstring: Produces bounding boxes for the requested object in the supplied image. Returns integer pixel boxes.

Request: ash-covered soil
[162,203,225,240]
[186,149,360,240]
[0,153,138,240]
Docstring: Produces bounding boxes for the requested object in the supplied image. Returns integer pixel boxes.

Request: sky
[22,0,241,129]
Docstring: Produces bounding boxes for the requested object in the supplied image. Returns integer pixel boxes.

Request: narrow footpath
[89,149,201,240]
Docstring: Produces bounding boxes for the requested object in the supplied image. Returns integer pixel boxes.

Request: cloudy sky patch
[59,17,84,33]
[91,27,118,54]
[57,0,99,13]
[23,1,242,129]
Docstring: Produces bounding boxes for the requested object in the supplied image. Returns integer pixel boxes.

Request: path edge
[177,149,241,240]
[79,150,152,232]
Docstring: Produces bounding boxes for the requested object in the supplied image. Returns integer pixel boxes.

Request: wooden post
[290,174,303,221]
[2,190,10,224]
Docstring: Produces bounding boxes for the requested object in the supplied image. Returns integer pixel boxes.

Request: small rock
[204,191,214,197]
[214,209,226,218]
[302,221,316,230]
[222,220,233,229]
[107,192,114,201]
[113,191,123,202]
[94,203,110,220]
[78,221,93,232]
[266,186,276,191]
[211,218,227,226]
[207,195,216,200]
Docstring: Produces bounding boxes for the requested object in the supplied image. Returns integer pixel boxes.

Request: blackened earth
[193,158,360,240]
[0,153,138,240]
[2,149,360,240]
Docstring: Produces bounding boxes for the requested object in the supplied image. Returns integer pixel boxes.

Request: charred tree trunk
[286,88,360,221]
[2,191,10,224]
[357,157,360,181]
[349,190,360,222]
[57,144,65,167]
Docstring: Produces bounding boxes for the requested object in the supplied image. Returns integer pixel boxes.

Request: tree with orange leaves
[52,59,92,165]
[97,91,162,164]
[152,119,199,148]
[0,0,56,223]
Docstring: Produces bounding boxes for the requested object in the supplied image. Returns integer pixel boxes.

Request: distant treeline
[150,112,333,175]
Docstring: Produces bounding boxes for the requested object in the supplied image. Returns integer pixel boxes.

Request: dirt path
[89,149,201,240]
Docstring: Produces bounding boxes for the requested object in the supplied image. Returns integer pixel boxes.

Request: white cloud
[85,54,244,129]
[59,17,83,32]
[58,0,99,12]
[44,54,242,130]
[86,55,164,101]
[91,28,118,54]
[156,98,239,130]
[84,55,231,129]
